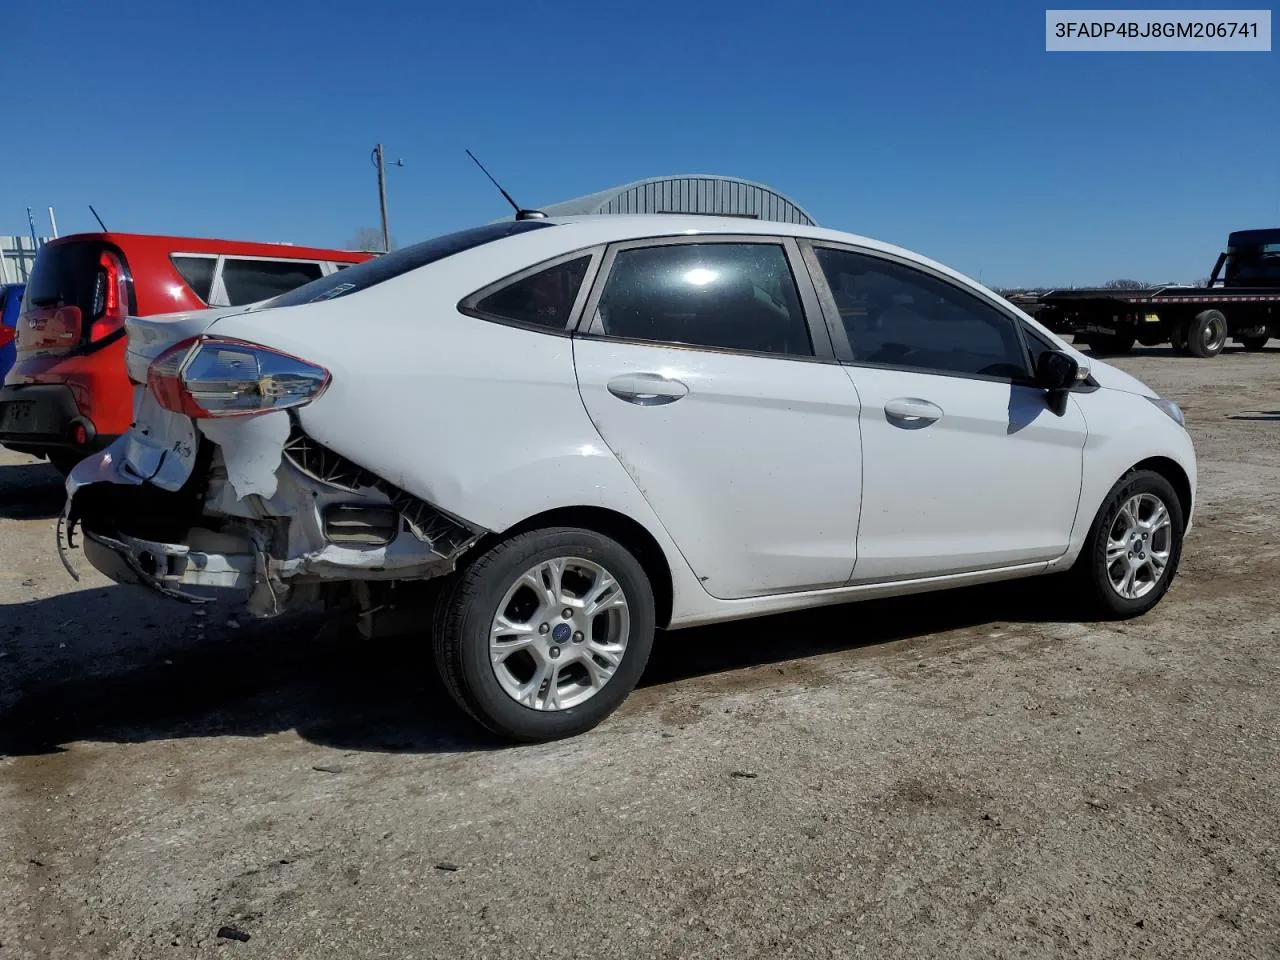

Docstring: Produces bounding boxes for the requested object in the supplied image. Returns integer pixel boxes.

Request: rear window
[223,259,324,305]
[21,241,109,318]
[170,256,217,302]
[265,220,555,309]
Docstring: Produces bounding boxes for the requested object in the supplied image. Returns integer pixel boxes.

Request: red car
[0,232,371,472]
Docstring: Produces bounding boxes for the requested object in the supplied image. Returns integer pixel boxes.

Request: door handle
[607,373,689,406]
[884,397,942,426]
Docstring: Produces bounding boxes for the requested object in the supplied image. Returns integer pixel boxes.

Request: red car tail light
[0,325,15,349]
[88,250,130,343]
[147,337,330,419]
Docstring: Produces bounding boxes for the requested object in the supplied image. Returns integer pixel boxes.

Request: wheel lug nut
[562,608,573,619]
[573,631,584,643]
[538,623,550,635]
[549,646,561,659]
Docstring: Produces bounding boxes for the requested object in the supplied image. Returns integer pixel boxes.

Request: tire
[1088,332,1135,355]
[1239,334,1270,352]
[1187,309,1228,358]
[432,527,656,743]
[1071,469,1185,619]
[1169,320,1190,354]
[47,451,85,476]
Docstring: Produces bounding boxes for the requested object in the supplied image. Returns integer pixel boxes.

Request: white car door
[572,237,863,601]
[806,243,1087,583]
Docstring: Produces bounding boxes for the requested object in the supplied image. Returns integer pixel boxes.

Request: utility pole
[371,144,404,254]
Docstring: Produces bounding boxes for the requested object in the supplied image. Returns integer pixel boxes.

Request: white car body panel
[61,214,1197,634]
[573,337,861,600]
[847,368,1087,581]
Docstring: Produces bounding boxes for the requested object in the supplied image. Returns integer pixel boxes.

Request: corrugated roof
[534,175,816,226]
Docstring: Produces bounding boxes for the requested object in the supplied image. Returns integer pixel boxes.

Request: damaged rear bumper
[61,403,484,616]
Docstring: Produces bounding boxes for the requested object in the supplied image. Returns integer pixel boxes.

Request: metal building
[0,235,48,284]
[535,175,816,226]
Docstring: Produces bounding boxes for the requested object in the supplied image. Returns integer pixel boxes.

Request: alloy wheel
[489,557,631,711]
[1105,493,1173,600]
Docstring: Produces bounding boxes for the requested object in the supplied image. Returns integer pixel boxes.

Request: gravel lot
[2,344,1279,959]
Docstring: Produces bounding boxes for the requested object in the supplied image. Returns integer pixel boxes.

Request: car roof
[528,215,985,295]
[44,232,372,263]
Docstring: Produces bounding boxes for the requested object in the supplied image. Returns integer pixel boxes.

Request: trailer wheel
[1089,332,1135,355]
[1187,310,1228,358]
[1239,334,1270,352]
[1170,321,1190,354]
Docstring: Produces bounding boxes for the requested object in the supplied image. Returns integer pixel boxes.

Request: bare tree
[347,227,389,253]
[1102,278,1147,290]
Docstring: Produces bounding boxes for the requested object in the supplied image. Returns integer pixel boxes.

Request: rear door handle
[884,397,943,426]
[607,373,690,406]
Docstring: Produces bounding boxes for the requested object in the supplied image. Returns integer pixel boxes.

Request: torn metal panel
[282,423,479,555]
[124,387,199,491]
[62,422,488,617]
[196,410,290,500]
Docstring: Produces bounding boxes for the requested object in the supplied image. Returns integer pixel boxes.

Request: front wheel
[432,527,656,742]
[1071,470,1185,619]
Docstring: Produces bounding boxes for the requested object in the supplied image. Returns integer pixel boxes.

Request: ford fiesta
[61,215,1196,742]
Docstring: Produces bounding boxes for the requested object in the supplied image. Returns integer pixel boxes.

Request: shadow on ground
[0,575,1079,758]
[0,462,64,521]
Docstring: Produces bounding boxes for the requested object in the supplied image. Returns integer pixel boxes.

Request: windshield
[1223,241,1280,288]
[263,220,555,309]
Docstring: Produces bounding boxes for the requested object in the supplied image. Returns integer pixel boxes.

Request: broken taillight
[147,337,330,418]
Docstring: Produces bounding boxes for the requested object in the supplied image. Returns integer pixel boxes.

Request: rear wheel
[1187,310,1228,358]
[1239,334,1270,352]
[1169,320,1190,354]
[1071,470,1184,619]
[432,527,656,742]
[46,451,85,476]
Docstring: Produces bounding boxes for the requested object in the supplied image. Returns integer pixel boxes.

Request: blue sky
[9,0,1278,286]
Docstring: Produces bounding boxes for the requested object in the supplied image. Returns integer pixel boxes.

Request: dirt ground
[2,343,1279,960]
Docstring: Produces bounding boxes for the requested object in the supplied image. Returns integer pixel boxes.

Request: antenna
[89,205,108,231]
[464,150,546,221]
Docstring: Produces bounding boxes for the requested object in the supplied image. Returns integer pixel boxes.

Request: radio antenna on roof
[89,205,108,231]
[464,150,546,221]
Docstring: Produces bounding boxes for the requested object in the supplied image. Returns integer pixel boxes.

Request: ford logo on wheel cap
[552,623,572,643]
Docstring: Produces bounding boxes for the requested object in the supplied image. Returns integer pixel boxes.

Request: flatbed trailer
[1010,229,1280,358]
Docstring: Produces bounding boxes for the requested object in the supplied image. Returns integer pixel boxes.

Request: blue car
[0,283,23,384]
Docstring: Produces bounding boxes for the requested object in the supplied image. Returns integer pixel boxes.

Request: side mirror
[1035,350,1079,392]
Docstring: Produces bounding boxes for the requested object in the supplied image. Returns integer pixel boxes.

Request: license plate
[0,401,33,431]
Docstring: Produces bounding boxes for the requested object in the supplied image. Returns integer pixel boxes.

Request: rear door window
[591,242,813,357]
[170,255,217,302]
[221,259,324,305]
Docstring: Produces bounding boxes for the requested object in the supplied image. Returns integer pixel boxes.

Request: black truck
[1009,229,1280,358]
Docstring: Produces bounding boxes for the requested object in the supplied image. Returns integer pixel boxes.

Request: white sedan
[62,214,1196,742]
